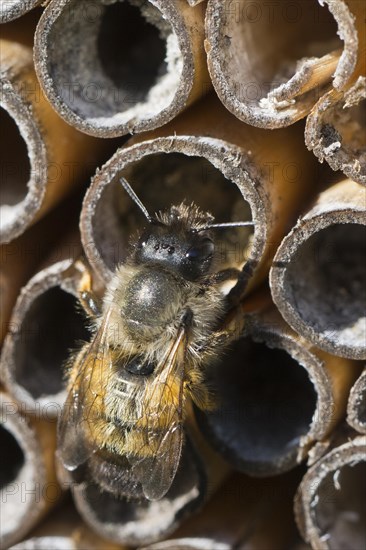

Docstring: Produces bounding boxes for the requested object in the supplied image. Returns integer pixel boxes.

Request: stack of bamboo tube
[0,1,365,549]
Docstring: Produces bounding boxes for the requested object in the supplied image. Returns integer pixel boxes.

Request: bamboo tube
[0,392,60,549]
[0,257,91,419]
[34,0,209,138]
[347,366,366,434]
[205,0,361,128]
[0,189,85,346]
[8,501,126,550]
[305,76,366,185]
[0,35,108,243]
[141,469,303,550]
[195,304,362,477]
[69,424,229,547]
[270,178,366,360]
[80,93,318,301]
[295,431,366,550]
[0,0,42,23]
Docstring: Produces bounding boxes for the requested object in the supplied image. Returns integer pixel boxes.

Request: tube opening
[197,338,317,475]
[218,0,341,103]
[13,287,90,400]
[93,153,253,274]
[314,461,366,550]
[0,107,30,230]
[322,98,366,176]
[0,424,25,490]
[284,223,366,354]
[48,0,180,125]
[77,444,201,544]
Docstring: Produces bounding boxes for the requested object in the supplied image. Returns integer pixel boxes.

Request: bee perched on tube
[58,178,253,501]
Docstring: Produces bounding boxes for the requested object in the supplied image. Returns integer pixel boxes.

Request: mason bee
[58,178,252,501]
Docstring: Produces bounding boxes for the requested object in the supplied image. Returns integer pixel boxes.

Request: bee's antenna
[120,177,155,224]
[199,221,254,231]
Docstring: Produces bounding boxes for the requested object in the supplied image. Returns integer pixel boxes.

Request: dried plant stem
[0,37,107,243]
[0,256,90,418]
[80,94,318,301]
[195,303,362,476]
[347,367,366,434]
[0,0,42,23]
[34,0,209,137]
[270,178,366,359]
[141,469,302,550]
[295,431,366,550]
[305,76,366,185]
[205,0,360,128]
[0,392,59,548]
[8,502,126,550]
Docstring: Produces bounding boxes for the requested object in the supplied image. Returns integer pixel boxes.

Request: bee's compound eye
[125,356,155,376]
[186,239,214,261]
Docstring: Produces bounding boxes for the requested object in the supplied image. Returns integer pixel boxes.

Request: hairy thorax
[103,263,224,350]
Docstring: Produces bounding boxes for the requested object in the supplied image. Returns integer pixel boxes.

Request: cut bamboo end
[205,0,358,128]
[0,0,42,23]
[270,178,366,360]
[8,501,126,550]
[347,367,366,434]
[0,392,59,548]
[0,259,90,419]
[80,94,318,300]
[295,433,366,550]
[195,306,362,477]
[305,77,366,185]
[141,469,302,550]
[34,0,209,138]
[0,38,108,244]
[70,436,220,547]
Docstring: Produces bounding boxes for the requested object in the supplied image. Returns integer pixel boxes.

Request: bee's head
[134,203,215,282]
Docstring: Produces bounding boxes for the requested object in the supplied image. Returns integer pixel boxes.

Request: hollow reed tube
[195,305,362,477]
[80,94,319,301]
[0,392,59,548]
[34,0,209,138]
[205,0,361,128]
[295,431,366,550]
[270,177,366,360]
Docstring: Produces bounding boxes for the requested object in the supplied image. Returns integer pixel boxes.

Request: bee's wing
[57,309,113,471]
[127,328,187,501]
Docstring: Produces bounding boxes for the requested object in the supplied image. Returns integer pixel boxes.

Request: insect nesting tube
[306,77,366,185]
[0,393,59,548]
[0,34,107,244]
[194,307,362,477]
[270,178,366,360]
[0,260,91,418]
[69,434,224,547]
[34,0,208,138]
[295,433,366,550]
[347,367,366,434]
[81,94,318,299]
[205,0,359,128]
[0,0,42,23]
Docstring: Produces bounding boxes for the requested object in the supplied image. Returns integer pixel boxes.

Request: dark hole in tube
[14,288,90,399]
[0,424,25,489]
[0,108,30,208]
[284,224,366,351]
[97,1,167,94]
[94,153,252,271]
[315,462,366,550]
[196,339,317,475]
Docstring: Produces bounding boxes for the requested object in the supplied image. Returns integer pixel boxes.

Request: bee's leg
[74,259,102,319]
[202,267,241,287]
